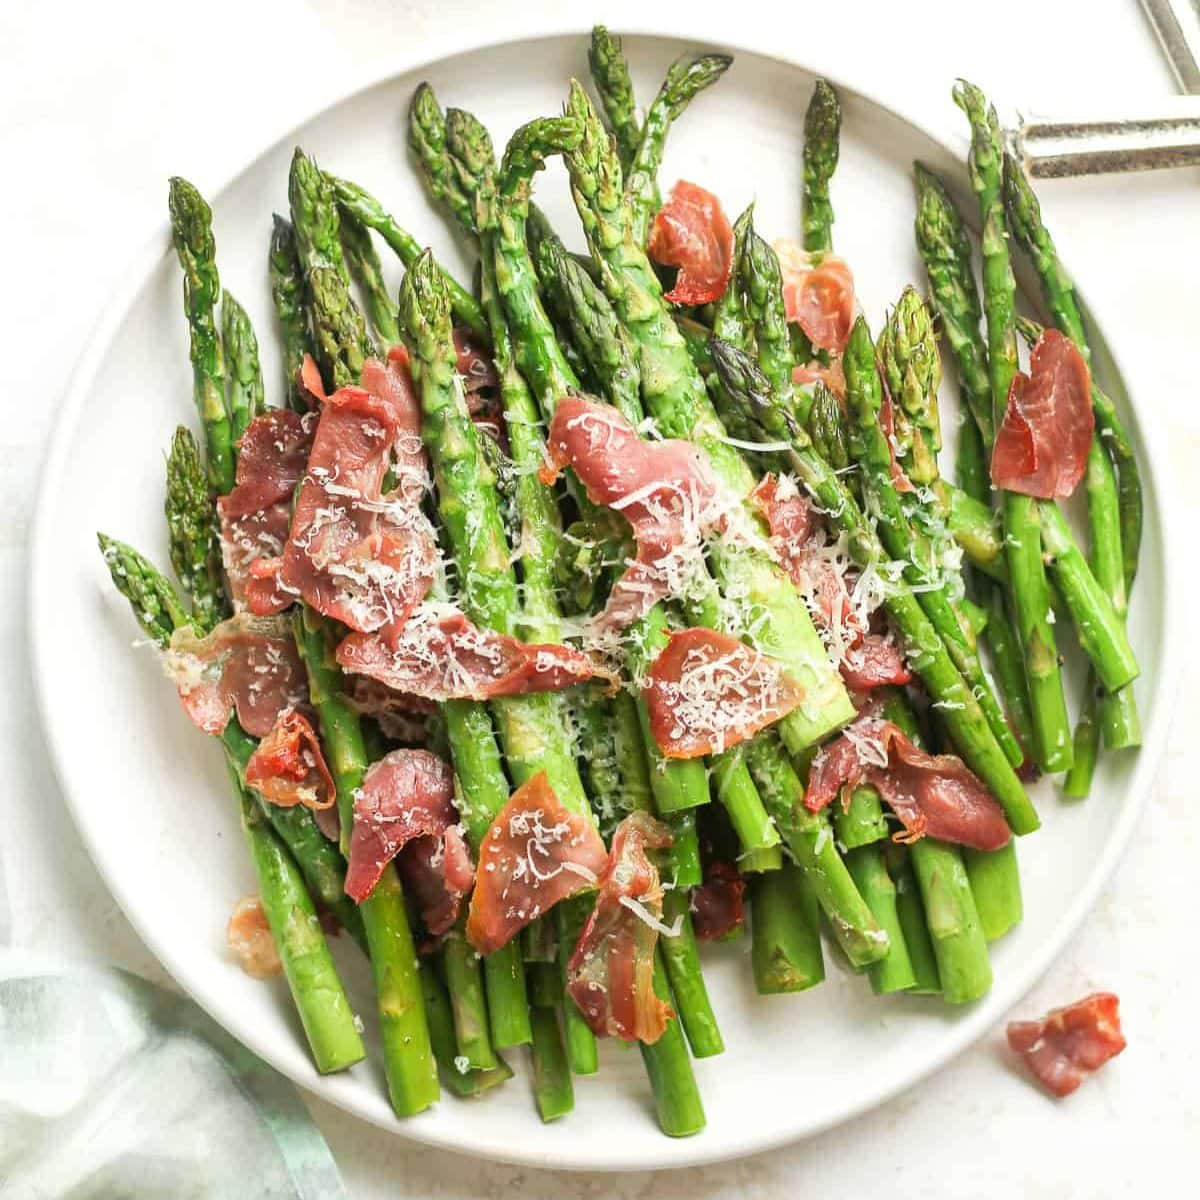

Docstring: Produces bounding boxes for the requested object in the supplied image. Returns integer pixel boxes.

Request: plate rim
[28,18,1183,1172]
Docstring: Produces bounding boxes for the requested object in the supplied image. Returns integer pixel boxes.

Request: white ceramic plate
[30,26,1179,1173]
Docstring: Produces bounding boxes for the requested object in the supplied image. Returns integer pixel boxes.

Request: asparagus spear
[562,81,856,754]
[885,700,992,1002]
[268,214,314,410]
[874,291,1025,939]
[288,150,374,389]
[220,290,265,443]
[749,864,825,994]
[1004,162,1142,757]
[885,845,942,995]
[853,308,1022,768]
[165,427,226,633]
[711,339,1039,836]
[97,536,365,1074]
[801,79,841,256]
[913,163,1036,754]
[953,81,1072,774]
[168,177,234,493]
[330,175,487,338]
[588,25,642,174]
[288,152,440,1114]
[842,317,1027,774]
[293,608,440,1112]
[626,51,733,245]
[338,211,401,345]
[877,286,941,487]
[844,847,916,995]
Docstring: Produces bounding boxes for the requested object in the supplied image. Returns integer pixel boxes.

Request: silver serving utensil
[1014,99,1200,177]
[1140,0,1200,92]
[1012,0,1200,176]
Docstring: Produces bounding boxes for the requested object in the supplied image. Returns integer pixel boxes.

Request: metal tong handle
[1015,98,1200,177]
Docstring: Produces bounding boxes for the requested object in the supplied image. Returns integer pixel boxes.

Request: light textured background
[3,0,1197,1195]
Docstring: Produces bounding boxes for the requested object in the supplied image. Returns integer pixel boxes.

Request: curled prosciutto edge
[991,328,1093,500]
[1007,992,1126,1097]
[567,811,676,1044]
[466,772,609,956]
[804,712,1011,852]
[344,749,474,942]
[647,180,734,306]
[774,238,856,354]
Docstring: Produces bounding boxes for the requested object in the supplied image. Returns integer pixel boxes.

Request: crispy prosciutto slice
[344,750,471,941]
[1007,993,1126,1097]
[690,859,745,941]
[643,627,806,758]
[337,605,599,702]
[165,613,307,738]
[774,239,855,353]
[244,709,336,813]
[992,329,1093,499]
[545,396,725,632]
[805,714,1011,851]
[466,772,608,955]
[252,348,439,640]
[566,811,675,1044]
[647,180,735,306]
[217,409,315,611]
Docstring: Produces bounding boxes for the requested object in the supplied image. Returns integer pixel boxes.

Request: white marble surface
[3,0,1198,1194]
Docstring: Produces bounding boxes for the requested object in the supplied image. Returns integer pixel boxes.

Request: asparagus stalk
[588,25,642,174]
[749,864,825,994]
[97,536,365,1073]
[288,150,374,388]
[711,339,1039,836]
[528,996,575,1121]
[330,174,487,339]
[801,79,841,256]
[845,313,1023,769]
[288,154,440,1113]
[881,291,1027,938]
[422,959,514,1098]
[338,211,401,345]
[168,177,234,493]
[913,164,1036,754]
[844,847,916,995]
[953,81,1072,774]
[885,701,992,1002]
[885,845,942,995]
[165,427,226,633]
[268,214,314,410]
[220,290,264,443]
[1004,162,1142,754]
[294,611,440,1111]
